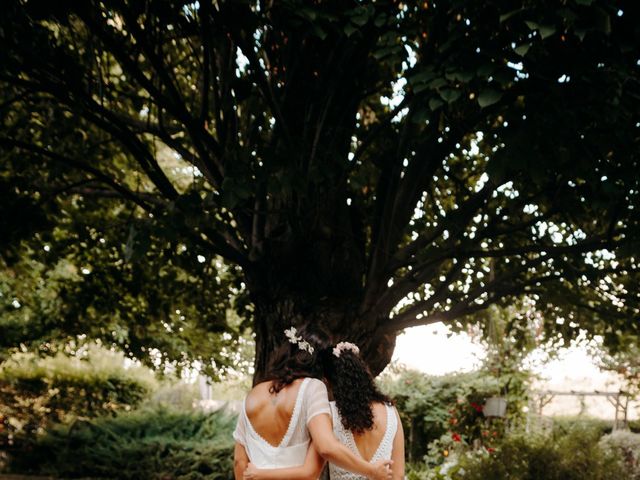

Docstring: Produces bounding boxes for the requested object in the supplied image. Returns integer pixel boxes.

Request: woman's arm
[242,441,325,480]
[234,442,250,480]
[308,413,392,480]
[390,408,405,480]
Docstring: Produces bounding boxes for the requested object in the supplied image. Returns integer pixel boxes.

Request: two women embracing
[233,325,405,480]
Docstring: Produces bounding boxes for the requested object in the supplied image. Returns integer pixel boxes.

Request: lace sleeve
[233,403,247,445]
[305,378,332,424]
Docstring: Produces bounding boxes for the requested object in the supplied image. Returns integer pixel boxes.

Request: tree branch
[0,138,155,212]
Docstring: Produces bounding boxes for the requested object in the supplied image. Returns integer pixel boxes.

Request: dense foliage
[600,430,640,479]
[407,425,639,480]
[1,0,638,375]
[0,344,155,450]
[378,364,530,461]
[5,406,236,480]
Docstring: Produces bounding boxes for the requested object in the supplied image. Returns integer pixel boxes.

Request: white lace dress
[328,401,398,480]
[233,377,331,468]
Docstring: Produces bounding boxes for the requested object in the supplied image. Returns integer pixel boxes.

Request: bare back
[329,400,402,480]
[350,402,388,461]
[244,378,305,447]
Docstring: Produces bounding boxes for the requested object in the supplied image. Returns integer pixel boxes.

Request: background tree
[1,0,638,378]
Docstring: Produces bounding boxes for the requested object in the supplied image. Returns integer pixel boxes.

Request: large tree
[1,0,638,378]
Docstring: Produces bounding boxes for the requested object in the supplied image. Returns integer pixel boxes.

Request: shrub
[6,405,236,480]
[378,365,530,461]
[0,346,156,447]
[449,426,625,480]
[600,430,640,479]
[550,415,613,437]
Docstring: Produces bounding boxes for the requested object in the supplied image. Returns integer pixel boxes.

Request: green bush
[600,430,640,479]
[0,346,156,446]
[411,425,628,480]
[550,415,613,437]
[378,366,529,461]
[6,405,236,480]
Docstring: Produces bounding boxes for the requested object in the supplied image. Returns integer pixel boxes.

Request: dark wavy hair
[264,325,330,394]
[323,347,393,434]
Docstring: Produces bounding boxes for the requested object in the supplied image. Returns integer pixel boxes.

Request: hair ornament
[333,341,360,358]
[284,326,315,354]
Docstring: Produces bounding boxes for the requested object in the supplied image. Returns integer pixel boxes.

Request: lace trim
[345,404,396,462]
[243,377,310,449]
[329,404,398,480]
[372,404,397,462]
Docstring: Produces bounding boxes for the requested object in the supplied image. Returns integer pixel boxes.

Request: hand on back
[370,459,393,480]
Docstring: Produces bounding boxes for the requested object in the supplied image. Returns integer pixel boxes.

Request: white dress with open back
[328,401,398,480]
[233,377,331,468]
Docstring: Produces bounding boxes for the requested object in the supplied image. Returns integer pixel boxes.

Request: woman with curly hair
[323,341,405,480]
[234,326,393,480]
[243,339,404,480]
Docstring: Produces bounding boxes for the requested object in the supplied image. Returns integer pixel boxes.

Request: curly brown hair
[322,348,393,434]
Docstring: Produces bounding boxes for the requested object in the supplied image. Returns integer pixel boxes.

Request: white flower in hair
[298,340,314,354]
[284,327,299,344]
[283,326,315,354]
[332,341,360,358]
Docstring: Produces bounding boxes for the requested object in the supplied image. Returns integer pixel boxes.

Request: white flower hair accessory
[284,327,315,354]
[332,341,360,358]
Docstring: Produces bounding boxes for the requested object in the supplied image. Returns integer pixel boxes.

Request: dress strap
[279,377,310,447]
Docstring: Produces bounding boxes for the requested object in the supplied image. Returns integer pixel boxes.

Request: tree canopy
[1,0,638,376]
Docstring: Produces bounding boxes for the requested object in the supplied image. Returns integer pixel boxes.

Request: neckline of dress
[345,403,394,463]
[244,377,310,449]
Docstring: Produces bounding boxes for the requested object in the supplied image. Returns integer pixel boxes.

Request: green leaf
[445,70,474,83]
[440,89,462,104]
[514,44,531,56]
[297,7,317,21]
[477,63,497,78]
[499,9,522,23]
[374,14,387,27]
[413,83,431,94]
[539,25,556,39]
[525,21,555,39]
[409,68,436,85]
[351,14,369,27]
[478,89,502,108]
[428,78,447,89]
[525,21,540,31]
[344,23,358,37]
[311,25,327,40]
[429,97,444,111]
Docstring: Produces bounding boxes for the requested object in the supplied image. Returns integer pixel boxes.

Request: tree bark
[250,292,397,384]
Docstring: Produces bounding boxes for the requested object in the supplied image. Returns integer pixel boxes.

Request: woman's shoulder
[304,376,325,386]
[304,377,329,393]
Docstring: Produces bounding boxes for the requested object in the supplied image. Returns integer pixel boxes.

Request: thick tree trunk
[245,187,395,382]
[250,293,397,384]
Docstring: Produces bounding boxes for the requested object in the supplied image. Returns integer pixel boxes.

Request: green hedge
[6,405,236,480]
[0,347,155,446]
[550,415,613,437]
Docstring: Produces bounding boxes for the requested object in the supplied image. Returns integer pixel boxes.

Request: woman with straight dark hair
[233,326,392,480]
